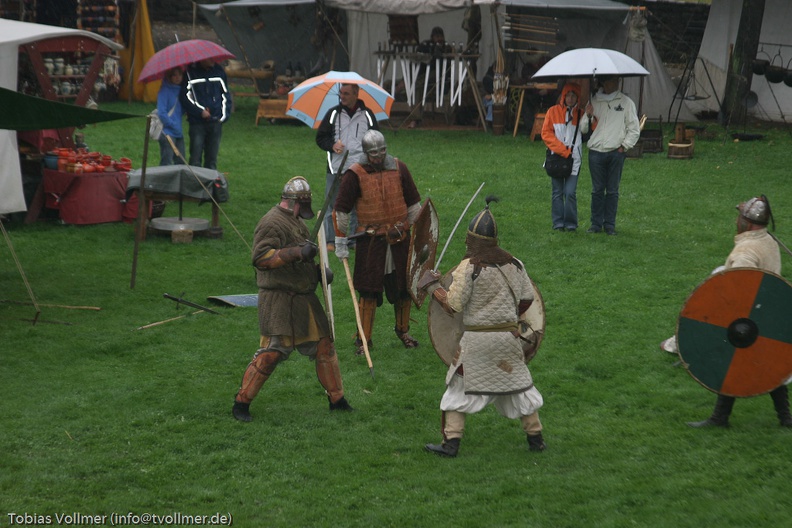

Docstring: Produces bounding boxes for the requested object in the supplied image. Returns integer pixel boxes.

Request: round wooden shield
[427,265,545,366]
[677,268,792,397]
[407,198,439,308]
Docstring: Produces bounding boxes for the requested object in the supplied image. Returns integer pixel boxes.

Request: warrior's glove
[335,236,349,259]
[317,265,334,285]
[278,242,317,264]
[417,269,442,294]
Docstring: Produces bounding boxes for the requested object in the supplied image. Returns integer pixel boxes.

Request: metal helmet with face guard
[282,176,314,219]
[737,196,772,227]
[362,129,387,168]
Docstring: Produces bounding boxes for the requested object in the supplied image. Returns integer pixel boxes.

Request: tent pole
[220,6,263,96]
[1,221,41,325]
[127,0,140,104]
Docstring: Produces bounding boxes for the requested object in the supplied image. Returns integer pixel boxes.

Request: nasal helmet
[282,176,314,219]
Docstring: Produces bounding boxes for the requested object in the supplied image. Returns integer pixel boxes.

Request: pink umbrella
[138,40,235,84]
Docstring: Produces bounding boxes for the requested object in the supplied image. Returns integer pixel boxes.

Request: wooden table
[224,67,274,99]
[256,98,294,125]
[26,168,131,225]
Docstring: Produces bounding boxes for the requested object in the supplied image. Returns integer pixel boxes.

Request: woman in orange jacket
[541,82,583,231]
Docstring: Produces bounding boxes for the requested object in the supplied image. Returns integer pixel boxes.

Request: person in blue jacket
[181,58,232,170]
[156,67,186,166]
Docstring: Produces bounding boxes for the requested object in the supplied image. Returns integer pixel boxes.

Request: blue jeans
[158,135,185,166]
[188,120,223,169]
[588,149,625,231]
[551,171,579,229]
[324,171,357,242]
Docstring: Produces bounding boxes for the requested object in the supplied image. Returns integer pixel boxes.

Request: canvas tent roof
[197,0,349,79]
[326,0,696,123]
[196,1,695,124]
[0,19,122,216]
[688,0,792,123]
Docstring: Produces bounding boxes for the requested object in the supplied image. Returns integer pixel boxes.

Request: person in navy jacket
[181,59,232,170]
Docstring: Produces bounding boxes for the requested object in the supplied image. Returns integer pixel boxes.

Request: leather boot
[770,386,792,427]
[329,396,354,411]
[527,433,546,452]
[687,395,734,428]
[425,438,460,458]
[232,401,252,422]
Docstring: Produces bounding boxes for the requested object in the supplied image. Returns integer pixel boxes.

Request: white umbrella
[532,48,650,80]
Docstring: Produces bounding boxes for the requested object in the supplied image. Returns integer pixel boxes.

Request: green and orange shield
[677,268,792,397]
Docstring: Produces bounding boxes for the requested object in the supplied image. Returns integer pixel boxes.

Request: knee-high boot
[355,296,377,356]
[394,296,418,348]
[770,385,792,427]
[233,348,281,421]
[315,337,353,411]
[687,394,735,428]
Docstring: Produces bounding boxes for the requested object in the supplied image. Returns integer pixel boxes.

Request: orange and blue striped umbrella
[287,71,393,129]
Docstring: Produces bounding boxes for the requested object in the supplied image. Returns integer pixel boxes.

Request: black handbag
[544,109,581,179]
[544,150,574,179]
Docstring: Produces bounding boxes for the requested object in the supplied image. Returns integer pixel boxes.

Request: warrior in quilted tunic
[684,196,791,429]
[333,130,422,356]
[420,197,546,457]
[232,177,353,422]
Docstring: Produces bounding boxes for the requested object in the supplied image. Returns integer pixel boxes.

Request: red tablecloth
[42,168,134,225]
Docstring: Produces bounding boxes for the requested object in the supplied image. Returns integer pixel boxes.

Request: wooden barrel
[667,141,694,159]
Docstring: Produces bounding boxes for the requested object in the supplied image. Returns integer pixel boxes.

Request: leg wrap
[235,349,281,404]
[357,296,377,346]
[394,296,418,347]
[521,412,543,435]
[394,296,412,334]
[316,337,345,403]
[443,410,466,440]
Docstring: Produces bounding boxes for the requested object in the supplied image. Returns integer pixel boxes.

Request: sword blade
[163,293,219,314]
[435,181,485,271]
[309,151,349,243]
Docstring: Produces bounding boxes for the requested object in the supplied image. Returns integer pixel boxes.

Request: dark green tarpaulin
[0,87,141,131]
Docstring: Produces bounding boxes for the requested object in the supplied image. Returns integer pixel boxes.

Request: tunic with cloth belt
[252,206,329,341]
[334,155,421,295]
[446,258,536,396]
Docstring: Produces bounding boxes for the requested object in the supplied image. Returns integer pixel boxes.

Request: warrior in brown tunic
[333,130,422,356]
[232,176,352,422]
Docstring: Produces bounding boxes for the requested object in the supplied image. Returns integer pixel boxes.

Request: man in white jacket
[580,76,640,236]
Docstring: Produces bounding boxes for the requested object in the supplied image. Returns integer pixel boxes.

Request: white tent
[326,0,696,122]
[0,19,121,216]
[688,0,792,123]
[195,0,694,122]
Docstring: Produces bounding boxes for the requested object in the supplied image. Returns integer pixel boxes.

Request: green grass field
[2,96,791,527]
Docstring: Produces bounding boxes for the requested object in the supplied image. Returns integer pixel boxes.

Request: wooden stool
[530,113,546,141]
